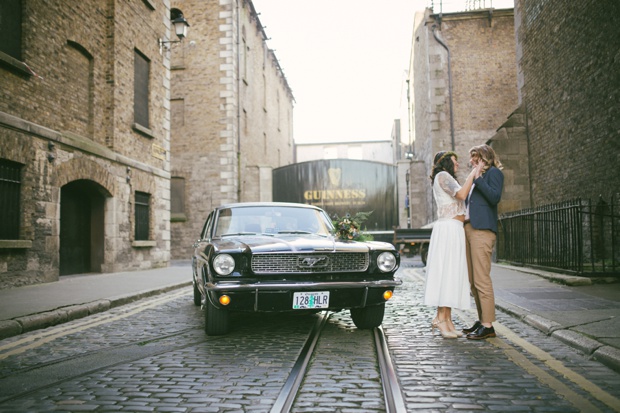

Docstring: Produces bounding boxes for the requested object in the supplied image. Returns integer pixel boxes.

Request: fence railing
[497,195,619,277]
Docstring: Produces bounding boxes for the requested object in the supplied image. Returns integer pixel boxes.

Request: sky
[251,0,515,144]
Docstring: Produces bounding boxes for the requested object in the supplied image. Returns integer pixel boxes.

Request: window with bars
[0,159,22,239]
[0,0,22,60]
[135,191,150,240]
[134,49,150,128]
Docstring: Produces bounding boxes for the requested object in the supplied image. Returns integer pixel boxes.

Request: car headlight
[213,254,235,275]
[376,252,397,272]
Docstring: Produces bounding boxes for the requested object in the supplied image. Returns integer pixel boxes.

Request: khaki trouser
[464,223,496,323]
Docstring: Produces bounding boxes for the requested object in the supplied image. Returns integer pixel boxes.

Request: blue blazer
[467,166,504,234]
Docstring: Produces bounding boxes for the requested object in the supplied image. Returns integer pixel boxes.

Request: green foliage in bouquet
[331,211,374,241]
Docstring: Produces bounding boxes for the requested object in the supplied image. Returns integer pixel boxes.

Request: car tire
[193,281,201,306]
[350,303,385,329]
[204,297,229,336]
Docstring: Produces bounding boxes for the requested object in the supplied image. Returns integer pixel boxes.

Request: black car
[192,202,401,335]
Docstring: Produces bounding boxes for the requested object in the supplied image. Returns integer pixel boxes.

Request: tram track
[4,270,620,412]
[1,289,405,412]
[0,306,406,413]
[271,311,406,413]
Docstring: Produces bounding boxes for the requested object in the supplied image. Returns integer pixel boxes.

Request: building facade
[511,0,619,205]
[168,0,295,259]
[0,0,174,288]
[407,7,518,226]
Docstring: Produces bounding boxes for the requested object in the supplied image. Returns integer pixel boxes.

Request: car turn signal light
[219,295,231,306]
[383,290,393,301]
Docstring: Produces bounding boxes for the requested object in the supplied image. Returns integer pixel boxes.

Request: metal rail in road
[270,311,406,413]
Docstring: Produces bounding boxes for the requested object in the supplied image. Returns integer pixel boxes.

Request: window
[134,49,150,128]
[0,159,22,239]
[0,0,22,60]
[171,98,185,129]
[170,177,185,217]
[135,191,150,240]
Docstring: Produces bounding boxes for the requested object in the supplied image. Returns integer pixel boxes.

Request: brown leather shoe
[462,320,481,334]
[466,325,496,340]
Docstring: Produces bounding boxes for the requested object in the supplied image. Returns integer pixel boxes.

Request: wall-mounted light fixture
[159,11,190,54]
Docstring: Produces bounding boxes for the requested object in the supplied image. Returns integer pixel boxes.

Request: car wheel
[204,297,229,336]
[193,281,201,306]
[350,303,385,329]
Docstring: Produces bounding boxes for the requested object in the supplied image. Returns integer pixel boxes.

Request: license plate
[292,291,330,309]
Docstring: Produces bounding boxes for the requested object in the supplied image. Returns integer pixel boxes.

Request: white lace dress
[423,171,471,309]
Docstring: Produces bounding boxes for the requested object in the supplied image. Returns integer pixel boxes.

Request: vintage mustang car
[192,202,401,335]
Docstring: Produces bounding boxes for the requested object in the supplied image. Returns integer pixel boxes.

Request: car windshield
[214,206,333,237]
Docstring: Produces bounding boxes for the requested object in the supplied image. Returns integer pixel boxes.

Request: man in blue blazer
[462,144,504,339]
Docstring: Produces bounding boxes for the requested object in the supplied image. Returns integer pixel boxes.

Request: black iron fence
[497,195,619,277]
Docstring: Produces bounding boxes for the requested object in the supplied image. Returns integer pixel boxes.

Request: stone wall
[0,0,172,288]
[169,0,295,259]
[515,0,620,204]
[488,105,531,214]
[409,7,518,225]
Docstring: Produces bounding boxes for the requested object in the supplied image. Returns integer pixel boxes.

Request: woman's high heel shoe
[431,318,458,339]
[447,321,463,337]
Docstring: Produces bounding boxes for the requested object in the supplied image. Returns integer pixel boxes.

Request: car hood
[212,234,386,254]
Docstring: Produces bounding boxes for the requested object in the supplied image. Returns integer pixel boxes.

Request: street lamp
[159,11,190,54]
[405,169,411,228]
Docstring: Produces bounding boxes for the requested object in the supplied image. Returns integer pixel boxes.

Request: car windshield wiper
[221,232,258,237]
[221,232,274,237]
[276,230,329,237]
[278,231,331,238]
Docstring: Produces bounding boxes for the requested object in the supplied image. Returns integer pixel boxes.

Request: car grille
[251,252,369,274]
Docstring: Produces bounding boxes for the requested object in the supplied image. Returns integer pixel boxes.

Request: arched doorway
[59,180,106,276]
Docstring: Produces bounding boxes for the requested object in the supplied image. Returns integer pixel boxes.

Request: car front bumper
[205,279,402,312]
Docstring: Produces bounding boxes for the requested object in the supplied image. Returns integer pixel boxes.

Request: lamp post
[405,169,411,228]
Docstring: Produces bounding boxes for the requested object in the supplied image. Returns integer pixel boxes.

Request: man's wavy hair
[430,151,458,184]
[469,144,503,174]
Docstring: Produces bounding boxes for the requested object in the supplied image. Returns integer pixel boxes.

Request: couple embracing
[424,144,504,339]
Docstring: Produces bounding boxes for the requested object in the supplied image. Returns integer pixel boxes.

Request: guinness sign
[273,159,397,231]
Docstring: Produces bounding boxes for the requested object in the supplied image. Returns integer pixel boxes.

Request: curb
[495,298,620,373]
[494,263,593,286]
[495,263,620,286]
[402,266,620,374]
[0,281,191,341]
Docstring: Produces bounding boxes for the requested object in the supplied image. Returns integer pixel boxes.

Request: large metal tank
[273,159,397,233]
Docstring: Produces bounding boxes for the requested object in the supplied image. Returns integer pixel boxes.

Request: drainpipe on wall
[236,0,242,202]
[432,24,455,152]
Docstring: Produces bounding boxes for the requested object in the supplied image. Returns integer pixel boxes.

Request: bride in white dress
[424,151,482,338]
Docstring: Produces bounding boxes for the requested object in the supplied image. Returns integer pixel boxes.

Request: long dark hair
[430,151,457,184]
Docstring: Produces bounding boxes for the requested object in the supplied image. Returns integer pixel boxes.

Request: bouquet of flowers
[332,211,373,241]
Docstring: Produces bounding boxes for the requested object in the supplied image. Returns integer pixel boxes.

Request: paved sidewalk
[1,258,619,373]
[491,263,620,373]
[0,261,192,340]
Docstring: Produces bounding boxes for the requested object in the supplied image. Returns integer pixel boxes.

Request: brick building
[507,0,620,205]
[0,0,175,288]
[168,0,295,259]
[407,7,518,226]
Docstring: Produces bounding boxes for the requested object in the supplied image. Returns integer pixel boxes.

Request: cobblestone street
[1,262,619,412]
